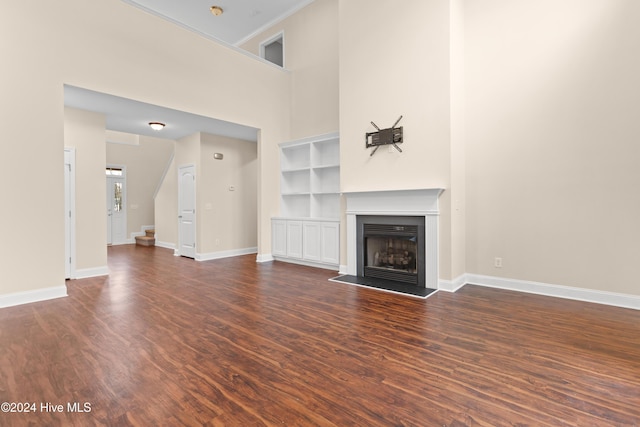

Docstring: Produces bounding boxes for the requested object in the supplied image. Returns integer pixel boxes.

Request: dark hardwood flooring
[1,245,639,426]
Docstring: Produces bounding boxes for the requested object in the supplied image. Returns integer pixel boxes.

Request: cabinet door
[286,221,303,259]
[303,221,321,262]
[320,222,340,265]
[272,220,287,257]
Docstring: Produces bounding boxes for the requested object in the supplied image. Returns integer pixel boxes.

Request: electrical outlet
[494,257,503,268]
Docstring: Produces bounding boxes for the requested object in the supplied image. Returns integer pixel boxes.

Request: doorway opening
[260,32,284,67]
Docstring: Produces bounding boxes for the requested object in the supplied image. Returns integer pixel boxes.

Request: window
[260,32,284,68]
[106,167,123,176]
[113,182,123,212]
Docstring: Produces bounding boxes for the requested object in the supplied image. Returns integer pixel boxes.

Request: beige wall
[464,0,640,295]
[200,134,258,254]
[339,0,452,193]
[1,21,65,295]
[449,0,467,280]
[241,0,339,139]
[339,0,455,278]
[240,0,340,260]
[154,156,178,248]
[158,133,258,255]
[64,108,108,272]
[106,136,174,238]
[338,0,640,295]
[1,0,289,300]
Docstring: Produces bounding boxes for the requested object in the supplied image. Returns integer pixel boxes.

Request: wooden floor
[1,246,639,426]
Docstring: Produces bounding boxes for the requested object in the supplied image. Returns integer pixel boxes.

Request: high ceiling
[65,0,315,142]
[122,0,315,46]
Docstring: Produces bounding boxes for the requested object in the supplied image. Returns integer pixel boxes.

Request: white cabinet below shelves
[302,222,321,262]
[319,222,339,265]
[272,220,287,257]
[272,218,339,269]
[286,221,303,259]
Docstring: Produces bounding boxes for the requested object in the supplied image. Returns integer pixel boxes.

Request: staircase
[135,229,156,247]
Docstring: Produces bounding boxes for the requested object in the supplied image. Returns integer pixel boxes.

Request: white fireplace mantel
[343,189,444,289]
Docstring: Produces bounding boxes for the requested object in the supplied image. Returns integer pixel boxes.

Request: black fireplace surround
[356,215,426,287]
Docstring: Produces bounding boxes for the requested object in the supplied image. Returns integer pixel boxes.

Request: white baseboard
[155,241,176,250]
[438,274,467,292]
[196,247,258,262]
[256,253,274,263]
[338,265,348,275]
[0,285,68,308]
[75,266,109,279]
[457,273,640,311]
[272,256,339,272]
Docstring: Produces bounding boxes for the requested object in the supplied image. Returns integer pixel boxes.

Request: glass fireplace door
[365,236,417,274]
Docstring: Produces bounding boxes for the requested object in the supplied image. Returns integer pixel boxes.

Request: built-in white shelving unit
[279,132,340,219]
[273,132,340,270]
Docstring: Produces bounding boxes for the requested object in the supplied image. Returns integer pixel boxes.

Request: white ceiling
[64,85,258,141]
[122,0,315,46]
[65,0,315,142]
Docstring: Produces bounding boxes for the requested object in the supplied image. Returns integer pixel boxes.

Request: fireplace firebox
[357,216,425,287]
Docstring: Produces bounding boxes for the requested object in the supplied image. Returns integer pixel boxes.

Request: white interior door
[106,174,126,245]
[178,165,196,258]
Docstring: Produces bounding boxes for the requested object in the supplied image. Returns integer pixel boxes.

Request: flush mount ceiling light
[210,6,223,16]
[148,122,165,131]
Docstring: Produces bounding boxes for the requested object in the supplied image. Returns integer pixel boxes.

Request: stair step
[145,229,156,237]
[135,236,155,246]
